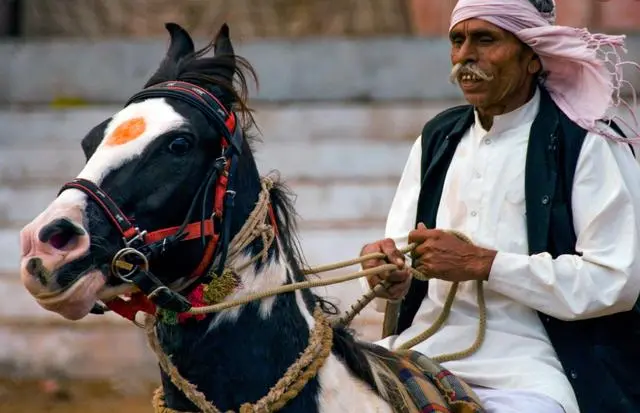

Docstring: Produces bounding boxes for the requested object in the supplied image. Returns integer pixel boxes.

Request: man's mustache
[449,63,494,84]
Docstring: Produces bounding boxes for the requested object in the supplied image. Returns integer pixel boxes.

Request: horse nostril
[38,218,86,250]
[26,257,48,285]
[26,257,43,276]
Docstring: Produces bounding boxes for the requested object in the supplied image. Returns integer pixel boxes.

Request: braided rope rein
[147,176,488,412]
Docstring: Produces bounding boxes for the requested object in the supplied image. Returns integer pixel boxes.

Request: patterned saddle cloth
[361,343,486,413]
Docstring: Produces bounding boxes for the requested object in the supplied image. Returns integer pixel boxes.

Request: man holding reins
[360,1,640,412]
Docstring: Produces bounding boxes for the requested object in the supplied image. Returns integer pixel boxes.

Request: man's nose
[453,40,478,65]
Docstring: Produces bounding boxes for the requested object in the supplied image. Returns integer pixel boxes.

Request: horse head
[19,22,264,322]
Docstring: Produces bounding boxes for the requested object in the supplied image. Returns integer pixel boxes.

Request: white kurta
[370,88,640,413]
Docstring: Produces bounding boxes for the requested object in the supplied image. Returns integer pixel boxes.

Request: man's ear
[144,23,195,87]
[528,55,542,75]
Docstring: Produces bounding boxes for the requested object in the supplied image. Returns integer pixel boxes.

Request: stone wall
[2,36,640,105]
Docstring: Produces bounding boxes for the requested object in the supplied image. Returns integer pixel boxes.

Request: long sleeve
[384,136,423,248]
[487,133,640,321]
[362,136,423,312]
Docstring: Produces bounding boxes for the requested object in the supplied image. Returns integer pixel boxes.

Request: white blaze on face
[58,98,187,206]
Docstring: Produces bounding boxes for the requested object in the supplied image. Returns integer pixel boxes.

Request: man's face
[449,18,537,113]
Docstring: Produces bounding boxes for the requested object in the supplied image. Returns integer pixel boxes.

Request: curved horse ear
[214,23,234,56]
[212,23,236,83]
[144,22,195,87]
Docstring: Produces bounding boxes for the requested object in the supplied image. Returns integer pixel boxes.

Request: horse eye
[168,136,192,155]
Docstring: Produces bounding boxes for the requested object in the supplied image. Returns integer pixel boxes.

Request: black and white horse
[17,23,413,413]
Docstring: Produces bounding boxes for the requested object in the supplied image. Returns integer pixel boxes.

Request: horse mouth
[33,270,140,320]
[33,270,106,320]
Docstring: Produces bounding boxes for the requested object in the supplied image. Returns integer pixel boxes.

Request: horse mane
[268,176,384,393]
[265,173,343,313]
[145,36,260,135]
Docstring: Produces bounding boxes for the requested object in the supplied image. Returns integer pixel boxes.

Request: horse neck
[156,237,323,412]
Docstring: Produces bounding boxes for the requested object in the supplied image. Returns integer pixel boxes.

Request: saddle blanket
[362,343,486,413]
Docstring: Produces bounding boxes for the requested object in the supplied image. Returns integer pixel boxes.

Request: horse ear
[145,22,195,87]
[211,23,236,84]
[214,23,234,57]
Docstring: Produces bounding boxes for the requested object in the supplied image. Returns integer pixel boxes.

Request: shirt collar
[472,87,541,138]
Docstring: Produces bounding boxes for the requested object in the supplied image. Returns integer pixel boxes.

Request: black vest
[396,89,640,412]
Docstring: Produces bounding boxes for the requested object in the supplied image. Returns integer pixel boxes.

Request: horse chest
[158,301,325,412]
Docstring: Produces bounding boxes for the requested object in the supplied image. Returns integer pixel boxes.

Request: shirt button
[484,139,492,145]
[474,171,481,178]
[570,370,578,380]
[541,195,550,205]
[470,211,478,217]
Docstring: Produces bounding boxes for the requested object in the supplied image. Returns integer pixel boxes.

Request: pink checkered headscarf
[450,0,640,143]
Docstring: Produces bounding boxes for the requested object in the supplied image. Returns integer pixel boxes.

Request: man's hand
[360,238,411,301]
[409,223,497,282]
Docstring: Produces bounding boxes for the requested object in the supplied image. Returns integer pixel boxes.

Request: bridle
[58,80,252,323]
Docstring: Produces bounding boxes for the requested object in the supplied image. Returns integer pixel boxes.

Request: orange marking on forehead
[105,117,147,146]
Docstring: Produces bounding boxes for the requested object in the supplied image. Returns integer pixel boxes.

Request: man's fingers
[367,269,412,300]
[367,274,381,290]
[362,258,386,271]
[361,239,410,299]
[361,242,382,256]
[386,282,410,300]
[408,225,439,245]
[387,269,410,283]
[360,241,387,270]
[380,238,405,267]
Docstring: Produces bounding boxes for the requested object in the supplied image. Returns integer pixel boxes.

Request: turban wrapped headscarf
[450,0,640,143]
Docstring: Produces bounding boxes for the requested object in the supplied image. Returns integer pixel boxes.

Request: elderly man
[360,0,640,412]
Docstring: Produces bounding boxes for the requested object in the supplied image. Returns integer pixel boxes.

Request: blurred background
[1,1,639,411]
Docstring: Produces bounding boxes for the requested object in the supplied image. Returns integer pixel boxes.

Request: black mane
[145,23,260,138]
[268,178,378,392]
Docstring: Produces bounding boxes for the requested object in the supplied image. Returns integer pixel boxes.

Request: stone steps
[0,225,386,312]
[2,101,638,379]
[0,224,387,378]
[0,142,411,184]
[0,103,451,144]
[0,181,397,228]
